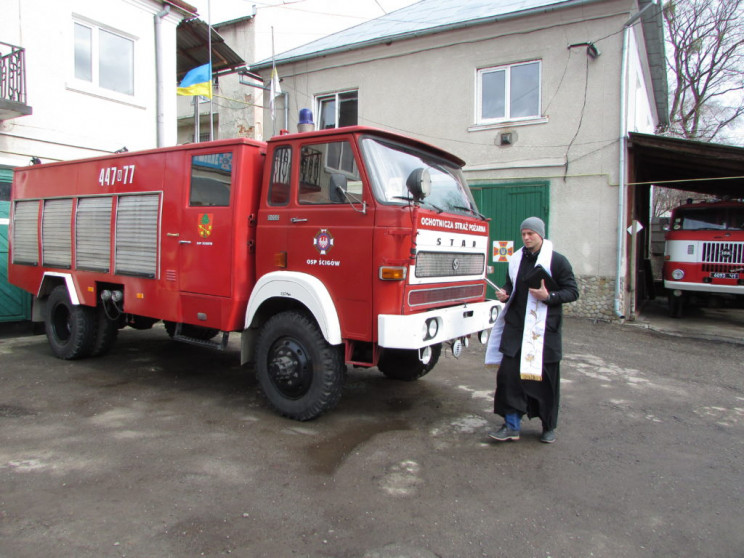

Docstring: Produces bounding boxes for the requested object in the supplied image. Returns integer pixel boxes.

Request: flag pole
[271,26,276,137]
[194,94,200,142]
[208,0,214,141]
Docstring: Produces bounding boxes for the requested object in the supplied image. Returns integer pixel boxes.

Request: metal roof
[629,133,744,198]
[177,18,246,80]
[251,0,605,70]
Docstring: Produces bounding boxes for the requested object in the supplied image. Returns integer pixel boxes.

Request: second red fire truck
[663,199,744,317]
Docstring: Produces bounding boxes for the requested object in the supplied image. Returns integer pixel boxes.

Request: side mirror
[406,168,431,202]
[329,173,347,203]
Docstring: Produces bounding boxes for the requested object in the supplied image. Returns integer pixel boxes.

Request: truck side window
[299,141,360,205]
[268,146,291,206]
[190,152,232,207]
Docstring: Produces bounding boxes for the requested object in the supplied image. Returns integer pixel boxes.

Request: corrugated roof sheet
[177,18,246,79]
[251,0,599,69]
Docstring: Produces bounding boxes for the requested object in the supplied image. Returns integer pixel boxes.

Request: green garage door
[1,167,32,322]
[471,181,549,297]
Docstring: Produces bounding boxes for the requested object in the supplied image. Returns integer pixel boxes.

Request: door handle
[291,217,308,223]
[179,240,192,245]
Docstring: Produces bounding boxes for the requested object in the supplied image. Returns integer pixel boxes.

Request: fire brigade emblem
[493,240,514,262]
[313,229,334,255]
[198,213,214,238]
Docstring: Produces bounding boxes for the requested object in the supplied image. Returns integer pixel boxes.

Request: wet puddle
[305,417,410,475]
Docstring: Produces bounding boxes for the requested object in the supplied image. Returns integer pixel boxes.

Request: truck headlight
[671,269,685,280]
[423,318,438,340]
[489,305,500,323]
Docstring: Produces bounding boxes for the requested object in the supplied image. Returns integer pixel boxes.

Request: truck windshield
[672,207,744,231]
[361,136,480,217]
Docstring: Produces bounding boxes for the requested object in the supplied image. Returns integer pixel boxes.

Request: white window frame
[71,18,136,100]
[315,90,358,130]
[475,60,542,126]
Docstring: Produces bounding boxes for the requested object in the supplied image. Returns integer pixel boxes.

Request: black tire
[378,343,442,381]
[668,294,684,318]
[255,311,345,421]
[45,285,96,360]
[90,305,119,357]
[164,321,220,340]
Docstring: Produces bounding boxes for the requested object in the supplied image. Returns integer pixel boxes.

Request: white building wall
[0,0,185,169]
[626,26,658,135]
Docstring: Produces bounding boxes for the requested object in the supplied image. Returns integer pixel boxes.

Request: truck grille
[415,252,485,278]
[408,284,485,306]
[701,242,744,273]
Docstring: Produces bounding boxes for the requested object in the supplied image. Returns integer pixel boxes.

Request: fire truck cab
[663,199,744,317]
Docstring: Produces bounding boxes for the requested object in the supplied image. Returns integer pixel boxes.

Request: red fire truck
[8,125,499,420]
[663,199,744,317]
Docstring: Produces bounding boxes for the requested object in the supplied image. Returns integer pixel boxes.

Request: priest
[486,217,579,444]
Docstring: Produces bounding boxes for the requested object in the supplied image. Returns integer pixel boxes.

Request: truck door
[287,139,374,340]
[179,150,234,297]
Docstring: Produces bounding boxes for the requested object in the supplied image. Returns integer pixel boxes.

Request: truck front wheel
[668,293,684,318]
[255,311,345,421]
[45,285,96,360]
[378,344,442,381]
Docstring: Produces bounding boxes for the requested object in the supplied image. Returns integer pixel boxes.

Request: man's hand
[529,279,550,302]
[495,286,510,303]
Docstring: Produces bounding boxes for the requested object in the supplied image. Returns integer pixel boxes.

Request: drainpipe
[154,5,171,147]
[615,2,654,319]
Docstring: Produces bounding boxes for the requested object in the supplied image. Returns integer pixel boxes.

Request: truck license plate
[710,272,739,279]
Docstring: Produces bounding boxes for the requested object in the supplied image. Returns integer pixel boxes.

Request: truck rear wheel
[378,344,442,381]
[91,306,119,357]
[255,311,345,421]
[45,285,96,360]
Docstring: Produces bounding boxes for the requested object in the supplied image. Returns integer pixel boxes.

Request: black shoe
[540,429,556,444]
[489,425,520,442]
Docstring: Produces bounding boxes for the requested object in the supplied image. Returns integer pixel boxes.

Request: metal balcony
[0,41,32,120]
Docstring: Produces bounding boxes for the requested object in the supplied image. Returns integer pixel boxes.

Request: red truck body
[663,199,744,317]
[8,126,499,419]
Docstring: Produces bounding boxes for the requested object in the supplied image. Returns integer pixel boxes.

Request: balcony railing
[0,41,32,119]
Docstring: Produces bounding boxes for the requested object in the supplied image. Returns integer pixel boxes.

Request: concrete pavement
[0,311,742,557]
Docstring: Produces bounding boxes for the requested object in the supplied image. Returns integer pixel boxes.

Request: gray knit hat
[520,217,546,239]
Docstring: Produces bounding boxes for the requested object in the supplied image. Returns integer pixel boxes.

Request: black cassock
[493,248,578,430]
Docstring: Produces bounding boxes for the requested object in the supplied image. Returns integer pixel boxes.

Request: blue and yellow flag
[177,63,212,98]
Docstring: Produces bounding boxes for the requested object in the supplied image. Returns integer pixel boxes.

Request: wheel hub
[268,338,312,399]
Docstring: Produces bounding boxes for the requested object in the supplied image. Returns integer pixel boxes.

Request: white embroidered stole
[519,240,553,380]
[484,241,554,379]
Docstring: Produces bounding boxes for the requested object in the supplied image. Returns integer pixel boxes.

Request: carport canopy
[628,132,744,198]
[177,18,246,80]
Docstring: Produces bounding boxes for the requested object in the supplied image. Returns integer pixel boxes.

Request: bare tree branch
[664,0,744,143]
